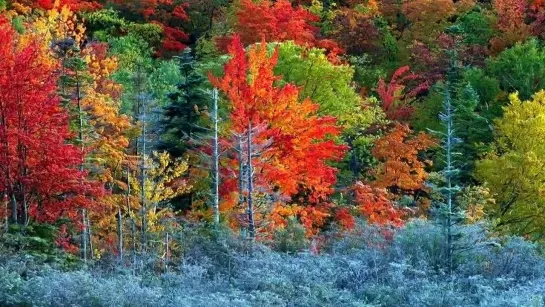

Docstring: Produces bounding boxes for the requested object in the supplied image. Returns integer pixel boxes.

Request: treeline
[1,0,545,276]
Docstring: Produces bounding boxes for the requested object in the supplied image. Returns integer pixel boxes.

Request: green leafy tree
[338,97,388,185]
[475,90,545,240]
[452,8,496,46]
[108,34,180,113]
[272,41,362,118]
[487,39,545,100]
[461,68,502,118]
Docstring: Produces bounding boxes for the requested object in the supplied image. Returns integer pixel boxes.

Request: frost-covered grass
[1,220,545,307]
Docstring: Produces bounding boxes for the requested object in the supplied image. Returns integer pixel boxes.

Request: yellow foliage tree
[129,151,191,234]
[456,186,494,224]
[476,90,545,239]
[28,2,85,46]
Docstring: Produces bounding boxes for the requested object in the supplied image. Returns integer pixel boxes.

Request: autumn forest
[1,0,545,306]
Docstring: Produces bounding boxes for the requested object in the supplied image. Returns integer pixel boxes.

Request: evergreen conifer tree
[433,85,463,275]
[158,48,209,157]
[453,84,492,180]
[158,48,210,212]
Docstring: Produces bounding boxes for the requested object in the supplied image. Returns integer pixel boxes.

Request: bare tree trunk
[446,101,454,276]
[86,211,93,260]
[237,136,245,211]
[165,232,169,273]
[0,107,15,227]
[3,193,8,233]
[76,69,90,261]
[0,104,16,228]
[131,220,137,268]
[117,207,123,262]
[81,210,87,262]
[126,168,137,267]
[21,191,28,226]
[15,92,27,227]
[0,101,9,228]
[10,194,17,225]
[212,89,220,225]
[246,122,255,239]
[140,106,147,252]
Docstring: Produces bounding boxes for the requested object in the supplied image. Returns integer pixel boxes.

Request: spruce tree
[442,49,493,181]
[433,85,463,275]
[158,48,209,157]
[453,84,492,181]
[158,48,210,212]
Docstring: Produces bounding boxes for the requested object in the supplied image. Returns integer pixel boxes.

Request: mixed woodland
[2,0,545,305]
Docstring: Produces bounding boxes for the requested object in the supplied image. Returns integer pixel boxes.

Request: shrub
[1,219,545,306]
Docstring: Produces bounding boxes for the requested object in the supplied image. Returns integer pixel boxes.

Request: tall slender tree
[51,36,94,261]
[159,48,209,212]
[211,88,220,226]
[429,85,463,275]
[159,48,209,158]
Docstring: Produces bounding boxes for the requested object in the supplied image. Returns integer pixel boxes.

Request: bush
[2,219,545,306]
[271,217,308,254]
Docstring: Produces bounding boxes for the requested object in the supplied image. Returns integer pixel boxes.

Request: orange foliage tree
[401,0,458,43]
[209,36,346,235]
[11,0,102,11]
[235,0,318,46]
[490,0,531,53]
[371,124,435,198]
[352,182,404,226]
[81,42,137,253]
[400,0,475,43]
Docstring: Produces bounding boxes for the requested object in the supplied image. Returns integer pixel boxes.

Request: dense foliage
[2,0,545,305]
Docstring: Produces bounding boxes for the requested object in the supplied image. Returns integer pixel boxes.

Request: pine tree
[430,52,490,274]
[158,48,210,212]
[429,85,463,275]
[51,38,93,146]
[453,84,492,180]
[159,48,209,158]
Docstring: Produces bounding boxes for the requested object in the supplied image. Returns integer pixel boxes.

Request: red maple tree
[107,0,190,56]
[17,0,102,11]
[0,17,103,225]
[376,66,429,121]
[218,0,342,62]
